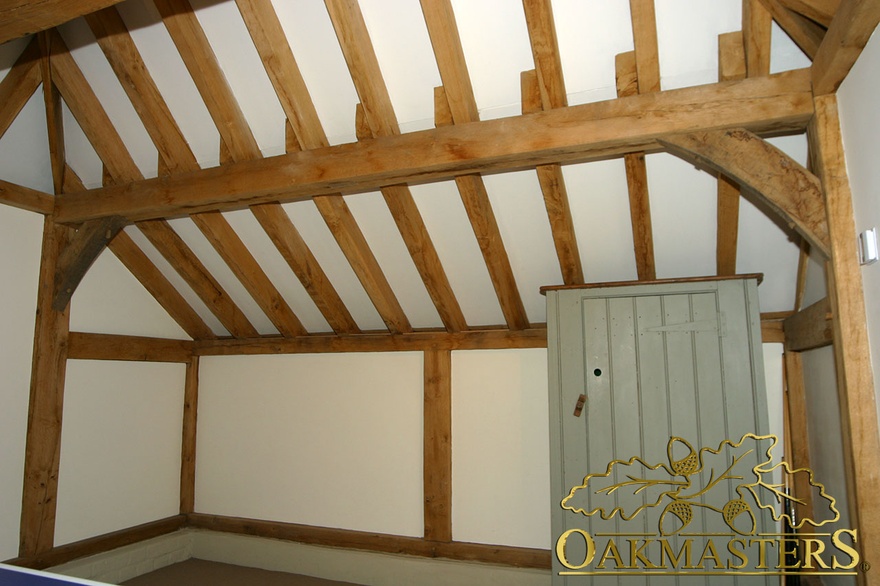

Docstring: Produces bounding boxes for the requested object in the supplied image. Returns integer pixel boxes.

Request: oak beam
[326,0,465,332]
[108,230,215,340]
[778,0,839,26]
[716,31,747,276]
[19,218,71,556]
[194,327,548,356]
[521,0,584,285]
[758,0,826,58]
[38,32,65,196]
[52,215,126,311]
[422,0,529,330]
[0,180,53,215]
[744,0,773,77]
[783,296,833,351]
[187,513,550,569]
[0,38,41,141]
[782,349,817,531]
[0,0,126,44]
[659,128,831,258]
[809,94,880,580]
[67,332,193,362]
[616,51,657,281]
[423,349,452,542]
[54,69,815,225]
[812,0,880,95]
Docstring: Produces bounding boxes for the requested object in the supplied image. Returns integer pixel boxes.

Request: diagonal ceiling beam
[758,0,826,59]
[236,0,359,335]
[421,0,529,331]
[49,29,256,338]
[327,0,467,333]
[660,128,830,259]
[235,0,410,334]
[53,69,815,225]
[715,31,747,277]
[0,38,41,142]
[111,0,305,338]
[0,0,126,45]
[777,0,839,27]
[812,0,880,95]
[522,0,583,286]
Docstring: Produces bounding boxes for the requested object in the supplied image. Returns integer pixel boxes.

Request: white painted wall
[54,360,185,546]
[195,353,425,537]
[0,206,43,561]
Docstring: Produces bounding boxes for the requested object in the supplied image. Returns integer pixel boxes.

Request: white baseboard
[49,528,550,585]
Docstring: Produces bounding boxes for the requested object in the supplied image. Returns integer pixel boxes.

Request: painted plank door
[546,277,773,585]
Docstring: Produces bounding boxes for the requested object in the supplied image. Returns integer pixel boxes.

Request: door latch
[573,394,587,417]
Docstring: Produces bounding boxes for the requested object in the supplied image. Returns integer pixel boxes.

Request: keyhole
[593,368,602,377]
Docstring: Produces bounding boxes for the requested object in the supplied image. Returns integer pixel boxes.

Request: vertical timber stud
[20,218,71,556]
[180,356,199,515]
[809,94,880,586]
[423,349,452,543]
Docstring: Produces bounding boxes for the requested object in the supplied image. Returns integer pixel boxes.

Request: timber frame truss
[1,1,878,584]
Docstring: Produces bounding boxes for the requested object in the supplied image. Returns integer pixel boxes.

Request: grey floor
[121,559,362,586]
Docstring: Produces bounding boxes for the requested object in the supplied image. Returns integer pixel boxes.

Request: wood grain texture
[0,38,41,140]
[326,0,465,332]
[782,349,817,532]
[783,296,833,351]
[744,0,773,77]
[629,0,662,93]
[423,349,452,542]
[779,0,839,26]
[616,51,656,281]
[54,69,816,224]
[422,0,529,331]
[52,215,126,311]
[522,0,567,109]
[19,218,71,556]
[138,220,259,339]
[716,31,746,277]
[313,195,412,334]
[187,513,550,568]
[85,6,199,175]
[812,0,880,95]
[0,0,126,44]
[758,0,826,58]
[249,203,359,334]
[809,95,880,584]
[180,356,199,514]
[154,0,261,162]
[660,128,830,258]
[38,32,65,195]
[0,180,54,215]
[108,230,215,340]
[194,327,548,355]
[190,212,306,337]
[67,332,193,362]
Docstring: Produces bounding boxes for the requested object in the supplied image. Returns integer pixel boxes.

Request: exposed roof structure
[0,0,844,347]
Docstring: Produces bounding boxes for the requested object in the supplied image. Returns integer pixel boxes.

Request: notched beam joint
[52,216,127,311]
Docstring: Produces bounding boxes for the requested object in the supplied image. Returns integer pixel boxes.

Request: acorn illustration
[659,499,693,536]
[667,437,701,476]
[722,498,756,535]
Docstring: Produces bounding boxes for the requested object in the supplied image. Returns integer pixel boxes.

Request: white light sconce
[859,228,878,266]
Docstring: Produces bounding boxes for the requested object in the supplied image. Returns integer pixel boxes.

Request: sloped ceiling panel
[0,0,825,341]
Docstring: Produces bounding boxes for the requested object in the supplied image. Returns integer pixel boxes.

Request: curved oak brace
[52,216,126,312]
[660,129,830,259]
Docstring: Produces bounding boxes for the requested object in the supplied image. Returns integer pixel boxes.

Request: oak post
[19,217,71,556]
[424,349,452,542]
[809,94,880,586]
[180,356,199,514]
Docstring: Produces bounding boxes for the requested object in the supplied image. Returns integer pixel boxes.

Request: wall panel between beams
[54,360,185,546]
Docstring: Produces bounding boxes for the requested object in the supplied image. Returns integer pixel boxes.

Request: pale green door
[547,277,774,585]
